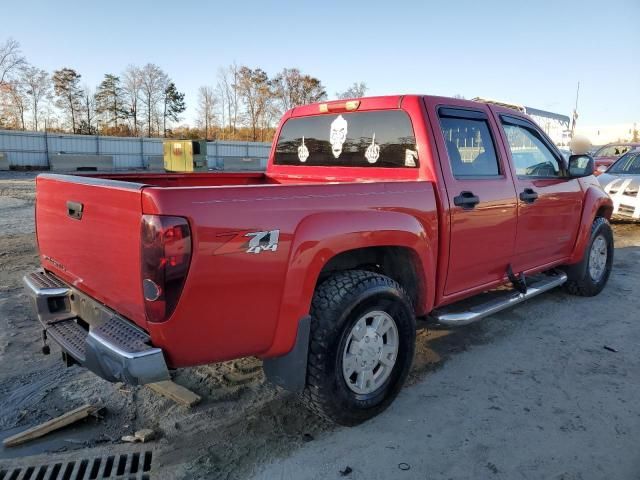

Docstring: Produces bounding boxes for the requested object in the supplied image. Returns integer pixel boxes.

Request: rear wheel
[562,217,614,296]
[301,270,416,426]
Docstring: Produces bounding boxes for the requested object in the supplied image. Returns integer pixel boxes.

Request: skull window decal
[329,115,348,158]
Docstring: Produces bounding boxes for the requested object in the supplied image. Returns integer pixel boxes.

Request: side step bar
[431,272,567,327]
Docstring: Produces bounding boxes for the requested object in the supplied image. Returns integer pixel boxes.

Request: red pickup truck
[24,95,614,425]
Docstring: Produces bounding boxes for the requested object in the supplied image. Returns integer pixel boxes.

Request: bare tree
[5,81,28,129]
[52,67,83,133]
[197,86,217,140]
[21,66,51,131]
[217,63,240,136]
[273,68,326,111]
[260,101,280,142]
[215,81,226,138]
[237,67,274,141]
[0,85,12,128]
[122,65,142,135]
[0,38,26,85]
[336,81,368,99]
[78,85,96,134]
[139,63,168,137]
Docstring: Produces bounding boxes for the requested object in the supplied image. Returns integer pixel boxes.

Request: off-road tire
[562,217,614,296]
[300,270,416,426]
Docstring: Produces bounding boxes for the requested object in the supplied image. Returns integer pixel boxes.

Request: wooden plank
[147,380,201,407]
[3,404,99,447]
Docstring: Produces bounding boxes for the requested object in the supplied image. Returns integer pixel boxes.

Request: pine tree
[162,81,185,137]
[52,68,82,133]
[95,74,127,129]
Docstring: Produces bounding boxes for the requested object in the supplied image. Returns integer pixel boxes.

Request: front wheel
[300,270,416,426]
[562,217,614,296]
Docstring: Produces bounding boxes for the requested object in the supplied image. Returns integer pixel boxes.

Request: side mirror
[568,154,594,178]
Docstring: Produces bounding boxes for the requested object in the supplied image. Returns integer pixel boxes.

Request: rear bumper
[23,270,169,385]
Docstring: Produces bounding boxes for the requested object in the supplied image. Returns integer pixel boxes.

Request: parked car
[593,142,640,174]
[24,95,613,425]
[598,148,640,221]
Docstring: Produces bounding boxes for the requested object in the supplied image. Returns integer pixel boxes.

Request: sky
[3,0,639,128]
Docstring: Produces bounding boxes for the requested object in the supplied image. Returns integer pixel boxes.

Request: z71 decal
[245,230,280,254]
[214,229,280,255]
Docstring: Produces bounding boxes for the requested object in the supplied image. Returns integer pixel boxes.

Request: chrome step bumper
[23,270,169,385]
[431,273,568,326]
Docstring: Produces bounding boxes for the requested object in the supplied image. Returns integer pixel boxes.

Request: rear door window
[274,110,418,168]
[438,114,500,177]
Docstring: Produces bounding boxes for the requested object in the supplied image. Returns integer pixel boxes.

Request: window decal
[297,136,309,162]
[329,115,348,158]
[405,149,417,167]
[274,110,418,168]
[365,133,380,164]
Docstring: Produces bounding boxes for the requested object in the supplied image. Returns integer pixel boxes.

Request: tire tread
[563,217,613,296]
[299,270,412,424]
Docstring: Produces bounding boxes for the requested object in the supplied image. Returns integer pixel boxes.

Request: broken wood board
[147,380,201,407]
[3,404,100,447]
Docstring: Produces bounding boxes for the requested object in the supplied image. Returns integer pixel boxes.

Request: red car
[593,142,640,174]
[24,95,613,425]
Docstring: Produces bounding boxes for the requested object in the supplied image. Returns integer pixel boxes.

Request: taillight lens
[141,215,192,323]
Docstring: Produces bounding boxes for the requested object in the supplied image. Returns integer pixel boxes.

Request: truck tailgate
[35,174,147,328]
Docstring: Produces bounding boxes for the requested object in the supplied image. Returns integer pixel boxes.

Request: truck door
[494,113,583,272]
[428,102,518,296]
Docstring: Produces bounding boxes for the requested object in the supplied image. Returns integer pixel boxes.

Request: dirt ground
[0,171,638,479]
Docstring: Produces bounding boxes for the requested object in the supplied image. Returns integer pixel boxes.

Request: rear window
[595,145,632,158]
[273,110,418,168]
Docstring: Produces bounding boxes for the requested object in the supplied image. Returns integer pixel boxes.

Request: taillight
[141,215,192,323]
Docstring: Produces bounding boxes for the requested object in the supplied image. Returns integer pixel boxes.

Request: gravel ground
[0,171,638,479]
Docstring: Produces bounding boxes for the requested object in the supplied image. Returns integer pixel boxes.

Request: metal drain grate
[0,451,152,480]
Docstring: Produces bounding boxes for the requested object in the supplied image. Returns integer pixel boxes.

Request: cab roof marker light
[345,100,360,111]
[318,101,361,113]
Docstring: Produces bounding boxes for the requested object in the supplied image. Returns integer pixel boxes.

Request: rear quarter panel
[141,181,438,367]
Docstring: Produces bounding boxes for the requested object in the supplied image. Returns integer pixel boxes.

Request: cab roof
[288,94,527,119]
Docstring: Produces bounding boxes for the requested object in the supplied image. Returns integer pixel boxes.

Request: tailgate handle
[66,201,84,220]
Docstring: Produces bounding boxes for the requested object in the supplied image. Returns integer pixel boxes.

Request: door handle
[519,188,539,204]
[454,191,480,210]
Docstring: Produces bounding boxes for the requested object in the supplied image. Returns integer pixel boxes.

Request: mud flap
[263,315,311,392]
